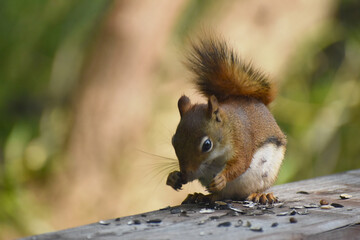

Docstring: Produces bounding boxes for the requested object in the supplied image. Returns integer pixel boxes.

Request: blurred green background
[0,0,359,239]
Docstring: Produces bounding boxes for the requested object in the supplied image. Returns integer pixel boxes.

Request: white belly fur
[219,143,285,199]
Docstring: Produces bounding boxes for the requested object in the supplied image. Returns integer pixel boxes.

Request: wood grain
[23,169,360,240]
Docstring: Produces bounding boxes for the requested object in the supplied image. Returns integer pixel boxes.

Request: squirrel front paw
[207,173,227,193]
[166,171,184,190]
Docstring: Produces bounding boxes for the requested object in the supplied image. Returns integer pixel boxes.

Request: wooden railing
[23,169,360,240]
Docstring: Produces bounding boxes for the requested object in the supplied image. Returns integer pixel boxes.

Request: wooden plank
[24,169,360,240]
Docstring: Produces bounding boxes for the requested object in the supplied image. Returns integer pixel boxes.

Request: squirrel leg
[207,173,227,193]
[207,156,249,193]
[247,192,278,204]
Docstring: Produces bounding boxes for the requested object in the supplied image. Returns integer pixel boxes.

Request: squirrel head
[172,95,231,183]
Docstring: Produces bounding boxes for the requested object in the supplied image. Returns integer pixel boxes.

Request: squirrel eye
[201,137,213,153]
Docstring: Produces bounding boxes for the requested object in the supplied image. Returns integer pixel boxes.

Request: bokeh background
[1,0,359,238]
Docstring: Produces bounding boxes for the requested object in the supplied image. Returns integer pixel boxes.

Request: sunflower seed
[147,219,162,224]
[243,221,252,227]
[290,206,304,209]
[170,208,182,214]
[289,217,297,223]
[215,201,227,206]
[297,210,309,215]
[304,203,318,208]
[235,219,243,227]
[198,220,206,225]
[271,222,279,227]
[331,203,344,208]
[217,222,231,227]
[296,191,309,194]
[243,203,256,208]
[320,199,329,205]
[320,205,334,209]
[289,210,297,215]
[250,226,263,232]
[276,212,288,216]
[127,220,141,225]
[340,194,352,199]
[99,220,110,225]
[229,206,245,214]
[199,208,215,214]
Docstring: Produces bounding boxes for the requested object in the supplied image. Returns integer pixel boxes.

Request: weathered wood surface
[24,169,360,240]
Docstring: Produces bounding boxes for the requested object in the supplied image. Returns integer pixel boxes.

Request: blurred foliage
[0,0,111,237]
[0,0,360,238]
[275,0,360,183]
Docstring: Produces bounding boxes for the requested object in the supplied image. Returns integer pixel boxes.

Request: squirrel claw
[247,192,278,204]
[207,173,226,193]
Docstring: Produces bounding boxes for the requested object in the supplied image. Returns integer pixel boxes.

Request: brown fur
[186,35,276,105]
[167,34,286,202]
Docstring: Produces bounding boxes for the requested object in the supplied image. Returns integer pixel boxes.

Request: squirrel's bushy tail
[186,35,276,105]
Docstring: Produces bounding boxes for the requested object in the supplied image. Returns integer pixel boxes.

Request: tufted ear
[178,95,191,118]
[208,95,221,122]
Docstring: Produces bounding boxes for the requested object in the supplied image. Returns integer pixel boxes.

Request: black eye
[201,138,212,152]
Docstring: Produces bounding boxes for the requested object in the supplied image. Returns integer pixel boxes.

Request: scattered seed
[347,208,353,211]
[229,206,245,214]
[235,219,243,227]
[199,231,205,236]
[147,219,162,224]
[243,203,257,208]
[273,202,284,207]
[229,211,240,217]
[217,222,231,227]
[289,217,297,223]
[170,208,182,214]
[215,201,227,206]
[243,221,252,227]
[179,211,189,217]
[331,203,344,208]
[209,216,220,220]
[271,222,279,227]
[297,210,309,215]
[320,199,329,205]
[340,194,352,199]
[262,210,276,215]
[289,210,297,216]
[304,203,318,208]
[199,208,215,214]
[276,212,288,216]
[320,205,334,209]
[291,206,304,209]
[99,220,110,225]
[296,191,309,194]
[127,220,141,225]
[198,220,206,225]
[250,226,263,232]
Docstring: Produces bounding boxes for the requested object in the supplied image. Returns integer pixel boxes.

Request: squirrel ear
[208,95,221,122]
[178,95,191,118]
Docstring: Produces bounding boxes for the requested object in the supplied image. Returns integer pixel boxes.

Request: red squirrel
[166,35,286,204]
